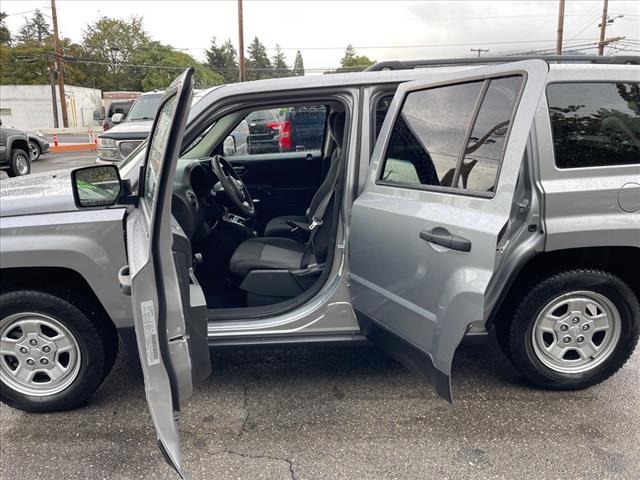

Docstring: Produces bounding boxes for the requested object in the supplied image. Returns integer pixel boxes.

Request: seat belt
[309,151,341,231]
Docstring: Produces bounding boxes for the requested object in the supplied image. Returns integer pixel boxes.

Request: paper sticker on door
[140,300,161,366]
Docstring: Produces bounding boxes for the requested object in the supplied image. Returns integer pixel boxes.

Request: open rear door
[349,60,549,401]
[122,67,211,477]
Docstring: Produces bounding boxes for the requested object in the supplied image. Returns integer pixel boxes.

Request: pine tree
[292,50,304,76]
[271,44,289,78]
[205,37,238,83]
[246,36,271,80]
[16,9,51,43]
[334,44,374,73]
[0,12,11,45]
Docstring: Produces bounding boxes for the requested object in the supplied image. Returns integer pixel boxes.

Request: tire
[505,269,639,390]
[0,290,117,412]
[6,148,31,177]
[29,141,41,162]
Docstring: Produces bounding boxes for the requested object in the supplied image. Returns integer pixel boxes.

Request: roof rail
[365,55,640,71]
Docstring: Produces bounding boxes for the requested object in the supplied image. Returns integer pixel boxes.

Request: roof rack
[365,55,640,71]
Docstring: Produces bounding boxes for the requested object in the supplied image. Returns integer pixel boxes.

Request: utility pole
[470,48,489,57]
[48,65,59,128]
[556,0,566,55]
[598,0,609,55]
[237,0,245,81]
[51,0,68,127]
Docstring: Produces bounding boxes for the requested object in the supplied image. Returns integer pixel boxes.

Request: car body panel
[348,60,550,401]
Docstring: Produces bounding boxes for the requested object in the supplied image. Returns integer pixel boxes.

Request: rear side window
[547,82,640,168]
[380,76,523,195]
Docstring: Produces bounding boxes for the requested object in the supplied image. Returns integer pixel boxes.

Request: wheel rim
[15,154,29,175]
[29,143,39,160]
[0,312,82,396]
[531,291,621,374]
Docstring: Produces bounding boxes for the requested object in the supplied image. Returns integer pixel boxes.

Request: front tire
[505,269,639,390]
[0,290,117,412]
[29,141,41,162]
[6,148,31,177]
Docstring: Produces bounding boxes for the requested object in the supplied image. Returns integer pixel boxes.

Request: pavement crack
[226,449,298,480]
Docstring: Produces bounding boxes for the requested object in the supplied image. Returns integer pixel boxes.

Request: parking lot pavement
[1,337,638,480]
[0,151,97,179]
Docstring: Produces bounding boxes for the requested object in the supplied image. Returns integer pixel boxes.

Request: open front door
[349,60,549,401]
[123,68,211,477]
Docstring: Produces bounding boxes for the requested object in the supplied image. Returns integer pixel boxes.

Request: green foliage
[246,36,271,80]
[292,50,305,76]
[205,37,238,83]
[330,44,375,73]
[16,9,50,43]
[0,12,10,45]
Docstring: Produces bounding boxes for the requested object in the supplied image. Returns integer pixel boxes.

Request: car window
[225,105,327,157]
[380,81,483,187]
[547,82,640,168]
[128,94,163,122]
[380,76,524,195]
[375,95,393,139]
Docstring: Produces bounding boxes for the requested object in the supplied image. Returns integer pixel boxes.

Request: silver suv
[1,57,638,476]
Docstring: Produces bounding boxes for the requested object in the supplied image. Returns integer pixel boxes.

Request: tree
[292,50,304,76]
[205,37,238,83]
[0,11,11,45]
[16,9,50,43]
[131,41,223,90]
[271,44,289,78]
[331,44,375,73]
[81,16,150,90]
[246,36,271,80]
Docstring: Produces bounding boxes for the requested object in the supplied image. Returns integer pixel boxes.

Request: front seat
[229,112,345,306]
[263,112,346,238]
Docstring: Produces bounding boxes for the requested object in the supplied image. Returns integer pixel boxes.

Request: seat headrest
[328,112,345,147]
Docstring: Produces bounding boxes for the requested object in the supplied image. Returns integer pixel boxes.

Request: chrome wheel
[15,153,29,175]
[0,312,81,396]
[29,142,40,161]
[532,291,621,374]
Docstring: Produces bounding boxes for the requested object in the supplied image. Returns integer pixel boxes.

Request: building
[0,84,103,130]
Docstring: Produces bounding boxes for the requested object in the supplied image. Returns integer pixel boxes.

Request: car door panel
[124,67,210,478]
[349,60,549,402]
[228,150,323,227]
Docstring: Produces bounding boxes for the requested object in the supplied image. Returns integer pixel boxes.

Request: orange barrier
[50,143,97,153]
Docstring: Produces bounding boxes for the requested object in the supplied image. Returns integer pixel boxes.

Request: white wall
[0,84,103,130]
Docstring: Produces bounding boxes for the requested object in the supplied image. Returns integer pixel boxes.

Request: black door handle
[233,165,247,176]
[419,227,471,252]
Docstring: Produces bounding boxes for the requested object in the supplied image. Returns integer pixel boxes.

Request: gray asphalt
[1,156,638,480]
[1,340,638,480]
[0,151,97,179]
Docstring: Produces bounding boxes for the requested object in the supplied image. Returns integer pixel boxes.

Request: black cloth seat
[264,112,345,237]
[229,237,311,278]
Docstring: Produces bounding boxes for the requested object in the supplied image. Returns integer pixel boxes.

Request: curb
[50,143,97,153]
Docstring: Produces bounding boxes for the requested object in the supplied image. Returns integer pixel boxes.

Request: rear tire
[29,141,41,161]
[0,290,117,412]
[505,269,639,390]
[6,148,31,177]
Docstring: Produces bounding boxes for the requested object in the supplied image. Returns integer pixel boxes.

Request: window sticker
[140,300,160,366]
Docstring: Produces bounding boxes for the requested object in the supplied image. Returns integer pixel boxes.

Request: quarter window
[547,82,640,168]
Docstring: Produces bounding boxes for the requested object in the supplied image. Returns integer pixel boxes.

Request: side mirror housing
[71,165,124,208]
[223,135,237,156]
[111,113,124,124]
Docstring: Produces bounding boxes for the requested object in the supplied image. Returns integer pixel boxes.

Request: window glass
[375,95,393,139]
[460,76,523,192]
[380,81,483,187]
[144,94,177,207]
[547,82,640,168]
[128,94,162,122]
[226,105,327,157]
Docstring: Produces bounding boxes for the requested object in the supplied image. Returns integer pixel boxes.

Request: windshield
[127,94,162,121]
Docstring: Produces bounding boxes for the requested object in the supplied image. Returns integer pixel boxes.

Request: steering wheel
[210,155,255,218]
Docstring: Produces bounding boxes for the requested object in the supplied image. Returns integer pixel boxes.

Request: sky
[3,0,639,72]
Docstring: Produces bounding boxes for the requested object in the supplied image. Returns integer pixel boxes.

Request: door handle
[233,165,247,176]
[419,227,471,252]
[118,265,132,296]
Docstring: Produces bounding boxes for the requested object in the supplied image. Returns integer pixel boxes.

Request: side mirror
[71,165,123,208]
[111,113,124,124]
[223,135,237,156]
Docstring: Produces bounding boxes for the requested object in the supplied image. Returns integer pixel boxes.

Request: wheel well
[491,247,640,329]
[10,139,29,154]
[0,267,116,334]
